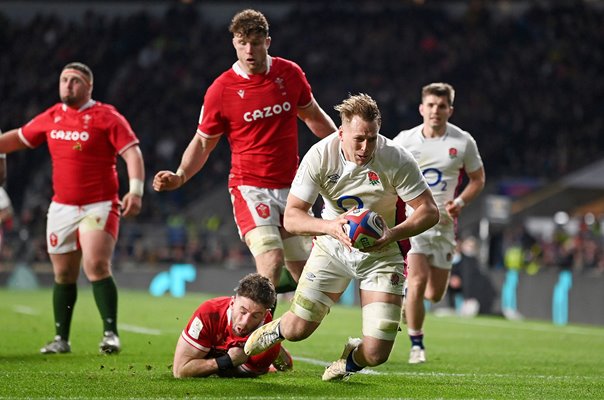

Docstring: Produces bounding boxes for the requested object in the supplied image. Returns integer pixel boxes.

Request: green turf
[0,288,603,399]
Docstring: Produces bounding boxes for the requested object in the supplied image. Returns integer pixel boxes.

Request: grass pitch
[0,288,603,399]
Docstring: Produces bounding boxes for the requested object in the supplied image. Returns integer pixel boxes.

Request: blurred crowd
[1,1,603,267]
[495,214,604,276]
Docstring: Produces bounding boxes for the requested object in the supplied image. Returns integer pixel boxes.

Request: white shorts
[229,185,288,239]
[299,235,406,296]
[408,225,456,270]
[46,200,120,254]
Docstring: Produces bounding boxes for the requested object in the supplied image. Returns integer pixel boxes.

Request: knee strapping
[246,226,283,257]
[362,302,401,341]
[289,289,334,323]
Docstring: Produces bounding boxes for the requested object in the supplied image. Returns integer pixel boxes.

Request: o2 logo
[336,195,363,212]
[423,168,447,191]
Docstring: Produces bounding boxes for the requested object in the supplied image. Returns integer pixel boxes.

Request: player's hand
[361,215,392,252]
[227,346,248,367]
[331,212,353,250]
[445,200,462,219]
[120,193,142,217]
[153,170,184,192]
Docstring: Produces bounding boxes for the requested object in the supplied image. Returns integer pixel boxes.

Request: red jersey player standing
[173,273,292,378]
[153,9,337,300]
[0,62,145,354]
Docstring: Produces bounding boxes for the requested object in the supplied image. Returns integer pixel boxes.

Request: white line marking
[11,305,163,336]
[293,356,601,380]
[439,317,604,336]
[295,356,380,375]
[119,324,162,335]
[12,305,39,315]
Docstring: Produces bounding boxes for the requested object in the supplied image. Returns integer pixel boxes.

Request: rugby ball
[343,208,384,250]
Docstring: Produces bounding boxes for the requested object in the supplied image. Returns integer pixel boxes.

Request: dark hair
[62,62,93,84]
[234,273,276,309]
[334,93,382,126]
[422,82,455,106]
[229,9,269,37]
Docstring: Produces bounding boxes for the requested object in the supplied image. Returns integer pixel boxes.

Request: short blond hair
[334,93,381,126]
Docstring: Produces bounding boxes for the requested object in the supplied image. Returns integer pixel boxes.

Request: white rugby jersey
[393,122,483,226]
[291,133,428,228]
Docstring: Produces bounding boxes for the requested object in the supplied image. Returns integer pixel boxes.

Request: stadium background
[1,0,603,324]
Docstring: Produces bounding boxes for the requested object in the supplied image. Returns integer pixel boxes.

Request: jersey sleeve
[197,81,226,138]
[180,302,215,352]
[106,108,139,154]
[463,134,483,173]
[19,111,52,148]
[289,145,321,204]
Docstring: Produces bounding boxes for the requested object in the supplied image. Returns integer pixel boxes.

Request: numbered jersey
[393,123,483,226]
[291,133,428,230]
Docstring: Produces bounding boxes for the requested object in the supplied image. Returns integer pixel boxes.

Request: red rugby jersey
[19,101,139,205]
[198,56,313,189]
[181,296,280,371]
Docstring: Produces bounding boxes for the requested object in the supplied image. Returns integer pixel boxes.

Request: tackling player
[152,9,337,300]
[0,62,145,354]
[244,94,439,381]
[173,273,292,378]
[393,82,485,364]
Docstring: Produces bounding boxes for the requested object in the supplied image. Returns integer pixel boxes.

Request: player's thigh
[46,201,81,255]
[79,229,116,262]
[76,201,118,276]
[229,185,286,240]
[289,244,350,323]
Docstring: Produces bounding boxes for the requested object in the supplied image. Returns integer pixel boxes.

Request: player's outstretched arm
[153,135,219,192]
[0,129,29,155]
[298,98,337,139]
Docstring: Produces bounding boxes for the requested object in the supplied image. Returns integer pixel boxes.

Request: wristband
[453,197,465,208]
[215,354,234,370]
[176,168,187,184]
[128,178,144,197]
